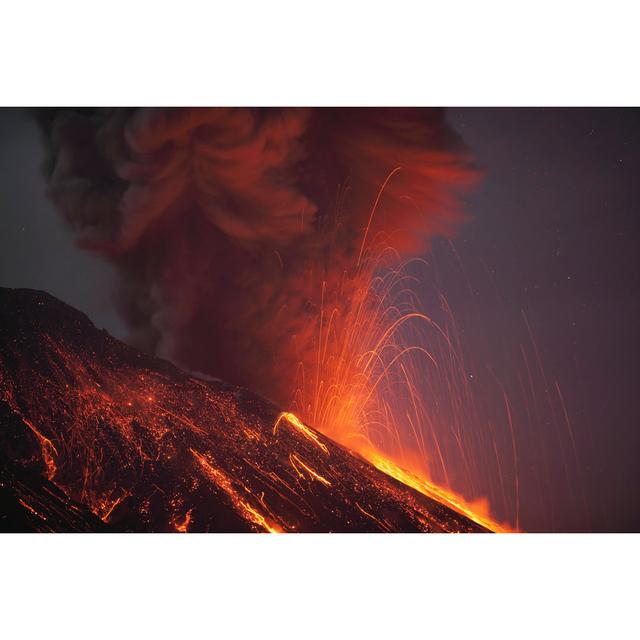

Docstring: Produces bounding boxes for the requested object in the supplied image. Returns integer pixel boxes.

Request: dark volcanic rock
[0,287,488,533]
[0,459,108,533]
[0,402,107,532]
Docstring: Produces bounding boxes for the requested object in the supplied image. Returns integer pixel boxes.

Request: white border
[1,1,639,105]
[0,2,638,637]
[1,533,637,639]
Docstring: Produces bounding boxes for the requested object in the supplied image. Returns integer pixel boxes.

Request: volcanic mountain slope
[0,287,488,533]
[0,424,107,533]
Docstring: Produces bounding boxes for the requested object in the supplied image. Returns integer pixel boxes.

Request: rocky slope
[0,287,487,532]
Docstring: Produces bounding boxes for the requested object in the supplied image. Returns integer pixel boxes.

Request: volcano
[0,287,489,532]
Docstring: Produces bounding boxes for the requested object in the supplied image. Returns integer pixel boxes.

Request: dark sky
[0,109,126,338]
[1,107,638,531]
[442,108,640,531]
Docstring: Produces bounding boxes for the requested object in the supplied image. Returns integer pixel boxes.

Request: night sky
[443,108,640,531]
[1,107,638,531]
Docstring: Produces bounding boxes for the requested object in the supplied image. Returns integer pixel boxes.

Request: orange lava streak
[289,453,332,487]
[357,166,403,267]
[239,502,282,534]
[355,502,391,531]
[98,494,129,523]
[274,412,329,454]
[173,509,193,533]
[18,498,46,520]
[22,416,58,481]
[190,448,282,533]
[365,449,511,532]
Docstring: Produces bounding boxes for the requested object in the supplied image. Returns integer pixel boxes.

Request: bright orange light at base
[277,411,511,532]
[363,447,512,532]
[286,171,517,533]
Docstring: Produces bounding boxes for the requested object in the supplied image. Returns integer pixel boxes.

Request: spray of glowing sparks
[285,170,516,532]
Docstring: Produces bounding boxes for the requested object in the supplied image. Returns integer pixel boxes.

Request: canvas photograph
[2,4,638,638]
[1,107,637,534]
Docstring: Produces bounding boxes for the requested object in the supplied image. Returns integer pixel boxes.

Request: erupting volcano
[0,287,495,532]
[2,107,527,532]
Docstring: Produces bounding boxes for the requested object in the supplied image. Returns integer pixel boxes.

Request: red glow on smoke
[39,107,552,530]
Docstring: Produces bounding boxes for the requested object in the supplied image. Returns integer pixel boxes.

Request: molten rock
[0,288,487,532]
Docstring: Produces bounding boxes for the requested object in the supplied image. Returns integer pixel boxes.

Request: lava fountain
[286,172,512,532]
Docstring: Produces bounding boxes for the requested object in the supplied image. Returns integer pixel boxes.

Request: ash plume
[38,108,475,406]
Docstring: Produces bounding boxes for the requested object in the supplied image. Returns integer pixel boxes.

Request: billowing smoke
[39,108,475,407]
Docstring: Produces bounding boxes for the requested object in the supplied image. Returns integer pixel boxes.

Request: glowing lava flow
[274,407,502,529]
[288,173,514,532]
[190,448,283,533]
[274,412,329,454]
[364,449,508,532]
[278,411,508,532]
[278,400,507,530]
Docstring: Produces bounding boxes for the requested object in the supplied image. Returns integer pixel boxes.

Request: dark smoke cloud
[39,108,475,405]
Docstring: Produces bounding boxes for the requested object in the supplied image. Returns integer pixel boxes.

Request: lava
[274,412,329,454]
[286,176,513,531]
[0,287,492,533]
[364,449,508,532]
[288,453,332,487]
